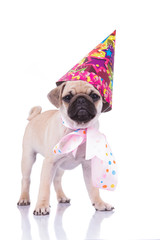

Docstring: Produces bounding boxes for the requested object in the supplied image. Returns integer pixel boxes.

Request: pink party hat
[57,30,116,112]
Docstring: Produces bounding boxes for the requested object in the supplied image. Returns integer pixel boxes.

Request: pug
[17,80,114,215]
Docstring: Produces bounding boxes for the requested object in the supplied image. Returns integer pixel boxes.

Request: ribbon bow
[53,127,117,191]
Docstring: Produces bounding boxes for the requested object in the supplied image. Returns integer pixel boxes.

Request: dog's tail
[27,106,42,121]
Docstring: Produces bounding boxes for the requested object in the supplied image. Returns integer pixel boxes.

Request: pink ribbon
[53,127,117,191]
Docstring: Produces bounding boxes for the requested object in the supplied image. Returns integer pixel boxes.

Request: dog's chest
[59,143,86,170]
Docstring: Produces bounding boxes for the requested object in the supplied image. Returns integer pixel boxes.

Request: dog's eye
[62,94,73,103]
[89,93,100,102]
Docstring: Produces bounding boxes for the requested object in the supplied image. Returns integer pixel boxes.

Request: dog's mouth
[70,108,95,123]
[68,96,97,123]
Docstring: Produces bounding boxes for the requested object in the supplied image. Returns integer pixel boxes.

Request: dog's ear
[101,101,111,112]
[47,83,66,108]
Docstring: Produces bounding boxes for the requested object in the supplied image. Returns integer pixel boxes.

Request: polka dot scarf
[53,126,117,191]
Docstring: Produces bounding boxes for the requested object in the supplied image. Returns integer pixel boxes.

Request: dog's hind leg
[53,168,70,203]
[17,148,36,206]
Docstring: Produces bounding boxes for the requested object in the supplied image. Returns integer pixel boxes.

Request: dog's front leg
[33,157,56,215]
[82,160,114,211]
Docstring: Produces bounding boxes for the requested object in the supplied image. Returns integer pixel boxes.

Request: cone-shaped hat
[57,30,116,112]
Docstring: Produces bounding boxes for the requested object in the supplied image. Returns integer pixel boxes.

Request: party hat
[57,30,116,112]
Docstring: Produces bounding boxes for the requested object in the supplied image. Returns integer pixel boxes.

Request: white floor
[1,159,160,240]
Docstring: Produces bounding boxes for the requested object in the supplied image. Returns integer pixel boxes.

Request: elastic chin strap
[61,114,76,130]
[61,114,86,130]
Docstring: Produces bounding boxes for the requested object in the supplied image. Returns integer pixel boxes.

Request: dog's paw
[17,197,30,206]
[93,201,114,211]
[33,205,50,216]
[58,196,71,204]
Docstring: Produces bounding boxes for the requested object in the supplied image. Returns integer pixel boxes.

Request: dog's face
[48,81,103,129]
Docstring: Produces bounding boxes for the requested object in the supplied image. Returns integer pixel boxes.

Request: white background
[0,0,160,239]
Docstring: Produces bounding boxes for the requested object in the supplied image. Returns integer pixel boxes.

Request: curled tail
[27,106,42,121]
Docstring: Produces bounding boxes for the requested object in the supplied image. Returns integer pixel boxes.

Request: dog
[17,80,114,215]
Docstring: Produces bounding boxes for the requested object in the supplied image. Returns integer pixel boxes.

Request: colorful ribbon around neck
[53,126,117,191]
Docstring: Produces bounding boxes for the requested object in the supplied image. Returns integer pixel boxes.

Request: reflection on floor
[18,203,114,240]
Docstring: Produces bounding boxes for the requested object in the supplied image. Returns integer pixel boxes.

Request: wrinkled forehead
[62,81,100,96]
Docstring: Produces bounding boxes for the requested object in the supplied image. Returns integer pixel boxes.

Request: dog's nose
[76,96,86,104]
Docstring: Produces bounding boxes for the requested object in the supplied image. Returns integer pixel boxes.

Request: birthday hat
[57,30,116,112]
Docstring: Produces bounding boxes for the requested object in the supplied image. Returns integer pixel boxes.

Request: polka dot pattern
[92,138,117,191]
[53,127,117,191]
